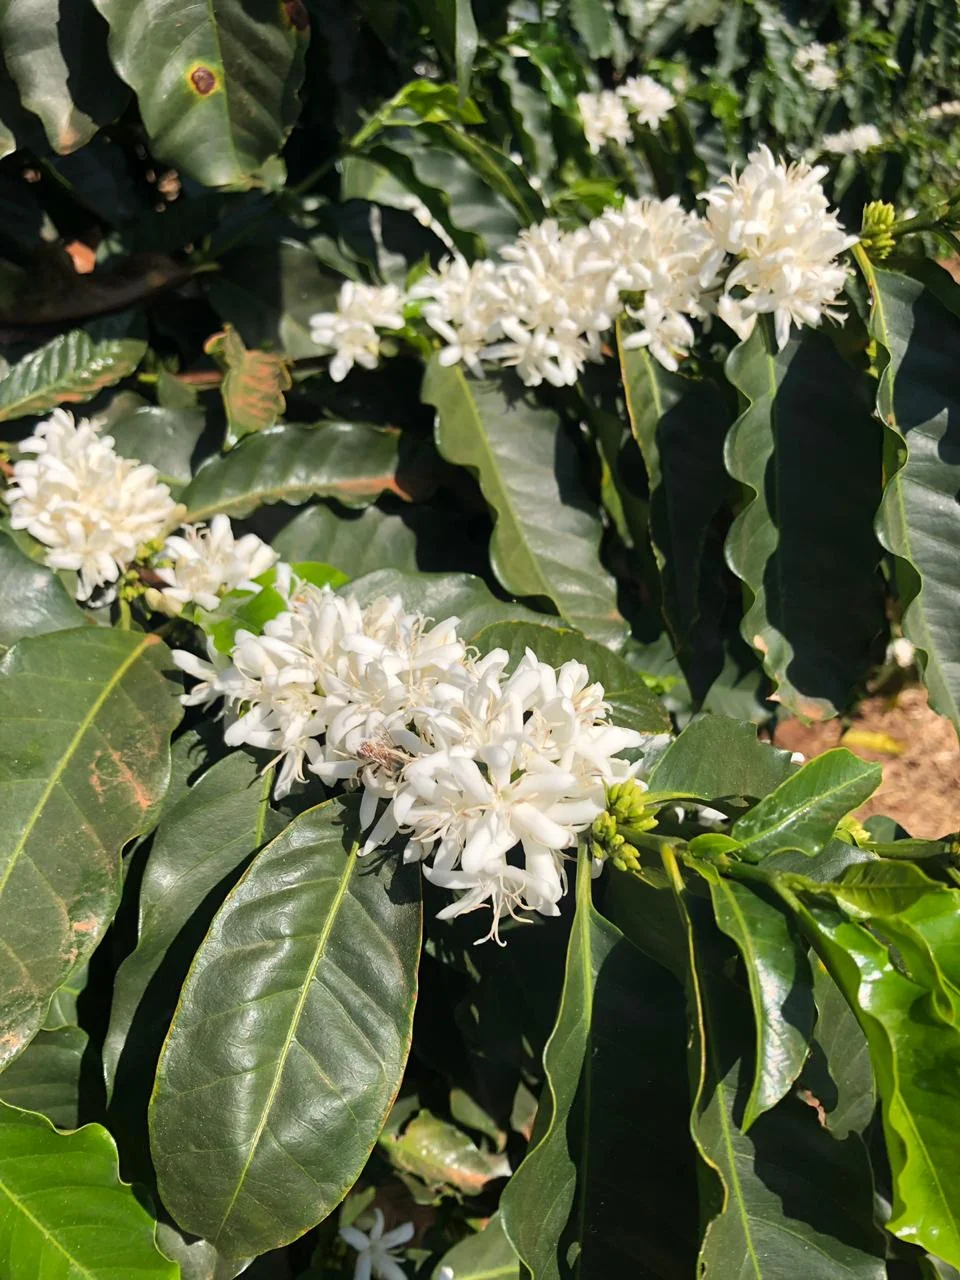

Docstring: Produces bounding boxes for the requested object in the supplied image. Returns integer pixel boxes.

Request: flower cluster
[3,410,183,601]
[148,514,278,615]
[821,124,883,156]
[792,42,837,92]
[173,585,643,942]
[309,147,855,385]
[309,282,405,383]
[703,146,857,349]
[577,75,675,153]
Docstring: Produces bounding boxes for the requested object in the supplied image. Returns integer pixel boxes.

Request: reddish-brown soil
[773,684,960,839]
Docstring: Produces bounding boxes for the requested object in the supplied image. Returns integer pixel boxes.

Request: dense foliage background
[2,2,960,1278]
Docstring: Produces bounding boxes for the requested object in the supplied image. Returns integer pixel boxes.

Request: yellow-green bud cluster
[590,780,657,872]
[860,201,896,259]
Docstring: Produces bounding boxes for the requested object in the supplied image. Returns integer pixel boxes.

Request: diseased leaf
[863,266,960,732]
[92,0,309,187]
[424,359,627,647]
[150,800,421,1258]
[0,1025,87,1129]
[0,0,128,153]
[180,422,416,522]
[723,325,883,719]
[648,714,794,801]
[500,851,699,1279]
[204,325,291,449]
[0,325,148,421]
[471,620,669,733]
[0,1101,177,1277]
[381,1110,510,1195]
[732,750,882,862]
[0,628,181,1069]
[0,533,86,653]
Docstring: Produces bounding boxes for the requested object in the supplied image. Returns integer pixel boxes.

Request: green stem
[118,598,132,631]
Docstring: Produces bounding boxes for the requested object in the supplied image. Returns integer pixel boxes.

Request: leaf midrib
[0,633,154,898]
[211,840,358,1244]
[0,1159,99,1280]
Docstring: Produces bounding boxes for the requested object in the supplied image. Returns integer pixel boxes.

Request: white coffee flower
[309,282,405,381]
[793,43,838,91]
[703,145,857,349]
[821,124,883,155]
[618,75,676,128]
[151,515,277,614]
[4,409,182,601]
[340,1209,412,1280]
[927,99,960,120]
[409,256,502,376]
[577,90,632,154]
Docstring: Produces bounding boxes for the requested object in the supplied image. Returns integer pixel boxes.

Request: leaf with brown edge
[0,628,182,1070]
[0,324,147,421]
[381,1110,510,1197]
[204,324,292,449]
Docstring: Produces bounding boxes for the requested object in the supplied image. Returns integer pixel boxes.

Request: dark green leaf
[423,359,627,647]
[0,325,147,421]
[272,504,420,576]
[432,1212,518,1280]
[0,1101,177,1277]
[0,0,128,153]
[864,267,960,732]
[150,800,422,1258]
[108,402,205,492]
[0,1025,87,1128]
[0,533,86,653]
[801,961,875,1141]
[0,628,181,1069]
[92,0,309,187]
[180,422,411,522]
[500,851,699,1278]
[724,325,883,719]
[471,620,669,733]
[699,866,814,1129]
[569,0,615,58]
[732,750,882,862]
[648,714,794,801]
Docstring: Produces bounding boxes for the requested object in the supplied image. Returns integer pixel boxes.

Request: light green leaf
[432,1213,518,1280]
[423,359,627,647]
[180,422,410,522]
[863,266,960,732]
[0,0,128,153]
[150,800,421,1258]
[0,628,181,1070]
[569,0,615,58]
[648,714,794,801]
[0,533,85,653]
[381,1110,510,1196]
[724,325,883,719]
[732,749,882,862]
[0,324,147,421]
[0,1101,177,1277]
[471,620,669,733]
[91,0,309,187]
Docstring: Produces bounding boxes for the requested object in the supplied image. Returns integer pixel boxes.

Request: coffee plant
[1,2,960,1277]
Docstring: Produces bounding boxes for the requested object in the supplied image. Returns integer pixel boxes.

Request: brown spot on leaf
[89,754,106,800]
[798,1088,827,1127]
[72,917,99,935]
[281,0,310,30]
[107,745,154,811]
[189,65,219,96]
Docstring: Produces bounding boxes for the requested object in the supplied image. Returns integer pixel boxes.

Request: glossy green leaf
[0,1025,87,1129]
[801,961,875,1141]
[500,851,699,1278]
[0,325,148,421]
[698,866,814,1129]
[180,422,410,522]
[92,0,309,187]
[416,0,478,100]
[618,338,734,698]
[108,402,206,492]
[150,800,421,1258]
[0,629,181,1070]
[423,359,627,647]
[667,867,886,1279]
[724,325,883,719]
[346,569,566,638]
[0,1101,177,1277]
[104,752,283,1155]
[471,620,669,733]
[648,714,794,801]
[432,1213,518,1280]
[0,0,128,153]
[569,0,615,57]
[732,749,882,862]
[863,266,960,732]
[272,504,421,577]
[789,888,960,1267]
[0,533,85,653]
